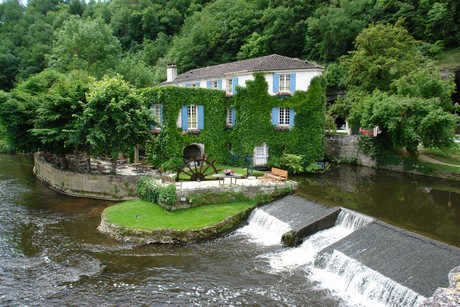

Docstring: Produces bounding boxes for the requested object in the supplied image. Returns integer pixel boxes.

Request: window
[279,74,290,92]
[188,105,198,129]
[151,104,162,125]
[278,107,290,126]
[226,79,233,94]
[211,81,218,89]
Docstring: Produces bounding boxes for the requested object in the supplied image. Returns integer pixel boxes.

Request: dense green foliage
[78,75,152,172]
[142,74,326,169]
[336,21,457,155]
[0,0,459,91]
[137,176,177,208]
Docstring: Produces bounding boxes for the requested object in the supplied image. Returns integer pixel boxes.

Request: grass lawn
[104,199,256,231]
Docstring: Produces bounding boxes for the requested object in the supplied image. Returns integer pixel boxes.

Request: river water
[0,154,458,306]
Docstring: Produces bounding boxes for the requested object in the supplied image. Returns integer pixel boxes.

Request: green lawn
[421,145,460,167]
[104,199,256,231]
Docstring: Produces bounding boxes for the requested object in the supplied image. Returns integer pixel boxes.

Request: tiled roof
[161,54,323,85]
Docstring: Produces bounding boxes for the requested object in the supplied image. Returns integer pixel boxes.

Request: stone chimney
[166,64,177,82]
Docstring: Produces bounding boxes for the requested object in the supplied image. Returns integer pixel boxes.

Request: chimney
[167,64,177,82]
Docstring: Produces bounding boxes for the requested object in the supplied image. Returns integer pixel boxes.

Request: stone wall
[33,152,148,201]
[325,134,376,167]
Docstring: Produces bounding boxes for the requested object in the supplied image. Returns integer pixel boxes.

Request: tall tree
[77,75,152,173]
[31,70,93,169]
[49,17,122,77]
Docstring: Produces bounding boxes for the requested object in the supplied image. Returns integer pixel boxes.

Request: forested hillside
[1,0,459,91]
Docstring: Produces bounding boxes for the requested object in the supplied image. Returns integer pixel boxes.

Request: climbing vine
[141,73,326,169]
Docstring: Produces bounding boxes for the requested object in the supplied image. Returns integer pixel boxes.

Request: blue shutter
[195,82,200,88]
[150,105,155,130]
[198,105,204,130]
[231,108,236,126]
[160,105,163,125]
[232,77,238,94]
[207,81,211,89]
[273,73,279,93]
[184,83,190,87]
[217,80,222,89]
[181,106,188,130]
[271,107,279,125]
[289,108,295,127]
[290,73,296,92]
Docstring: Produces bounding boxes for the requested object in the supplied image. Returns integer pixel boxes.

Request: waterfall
[269,209,374,270]
[237,208,291,246]
[311,250,426,307]
[335,208,374,230]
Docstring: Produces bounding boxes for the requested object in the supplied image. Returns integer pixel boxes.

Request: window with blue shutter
[289,73,296,92]
[273,73,279,93]
[198,105,204,130]
[181,106,188,130]
[232,77,238,94]
[271,107,279,125]
[184,83,190,87]
[207,81,211,89]
[195,82,200,88]
[289,108,296,127]
[217,80,222,89]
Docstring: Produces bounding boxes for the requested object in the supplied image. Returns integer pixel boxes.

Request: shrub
[158,184,177,208]
[136,177,176,207]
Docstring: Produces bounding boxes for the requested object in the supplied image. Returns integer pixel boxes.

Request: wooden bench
[262,167,288,182]
[162,174,182,189]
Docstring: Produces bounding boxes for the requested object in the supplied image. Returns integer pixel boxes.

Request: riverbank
[98,200,256,244]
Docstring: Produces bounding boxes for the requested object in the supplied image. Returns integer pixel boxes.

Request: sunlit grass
[104,199,256,231]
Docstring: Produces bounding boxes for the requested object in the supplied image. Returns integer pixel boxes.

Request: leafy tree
[31,70,93,168]
[340,20,423,93]
[0,69,61,152]
[77,75,152,173]
[49,17,122,77]
[349,91,457,154]
[305,0,374,63]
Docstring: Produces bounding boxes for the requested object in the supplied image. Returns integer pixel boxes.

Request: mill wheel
[176,158,219,181]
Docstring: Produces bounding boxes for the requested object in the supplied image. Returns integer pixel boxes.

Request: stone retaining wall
[325,134,375,167]
[33,152,147,200]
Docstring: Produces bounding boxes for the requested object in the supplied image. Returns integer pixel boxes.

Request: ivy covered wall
[141,73,326,168]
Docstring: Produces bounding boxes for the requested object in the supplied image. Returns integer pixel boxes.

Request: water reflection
[294,165,460,247]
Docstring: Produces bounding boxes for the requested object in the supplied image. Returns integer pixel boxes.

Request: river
[0,154,458,306]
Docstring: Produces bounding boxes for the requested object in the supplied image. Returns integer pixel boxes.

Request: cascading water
[311,250,426,307]
[237,208,291,246]
[267,208,374,270]
[241,207,426,306]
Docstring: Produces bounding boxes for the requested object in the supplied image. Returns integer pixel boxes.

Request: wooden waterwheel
[176,158,219,181]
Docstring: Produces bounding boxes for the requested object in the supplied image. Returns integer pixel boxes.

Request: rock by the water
[421,266,460,306]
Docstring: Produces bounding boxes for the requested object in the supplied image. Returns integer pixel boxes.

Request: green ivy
[140,74,326,169]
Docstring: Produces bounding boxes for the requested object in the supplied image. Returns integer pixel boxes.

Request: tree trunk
[60,152,68,170]
[111,159,117,174]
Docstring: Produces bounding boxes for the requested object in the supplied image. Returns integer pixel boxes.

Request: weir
[244,195,460,306]
[257,195,341,246]
[317,220,460,298]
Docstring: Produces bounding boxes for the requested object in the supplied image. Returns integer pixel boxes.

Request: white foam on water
[268,209,374,271]
[236,208,291,246]
[310,250,426,307]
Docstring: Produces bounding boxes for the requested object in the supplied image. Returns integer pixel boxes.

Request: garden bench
[262,167,288,182]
